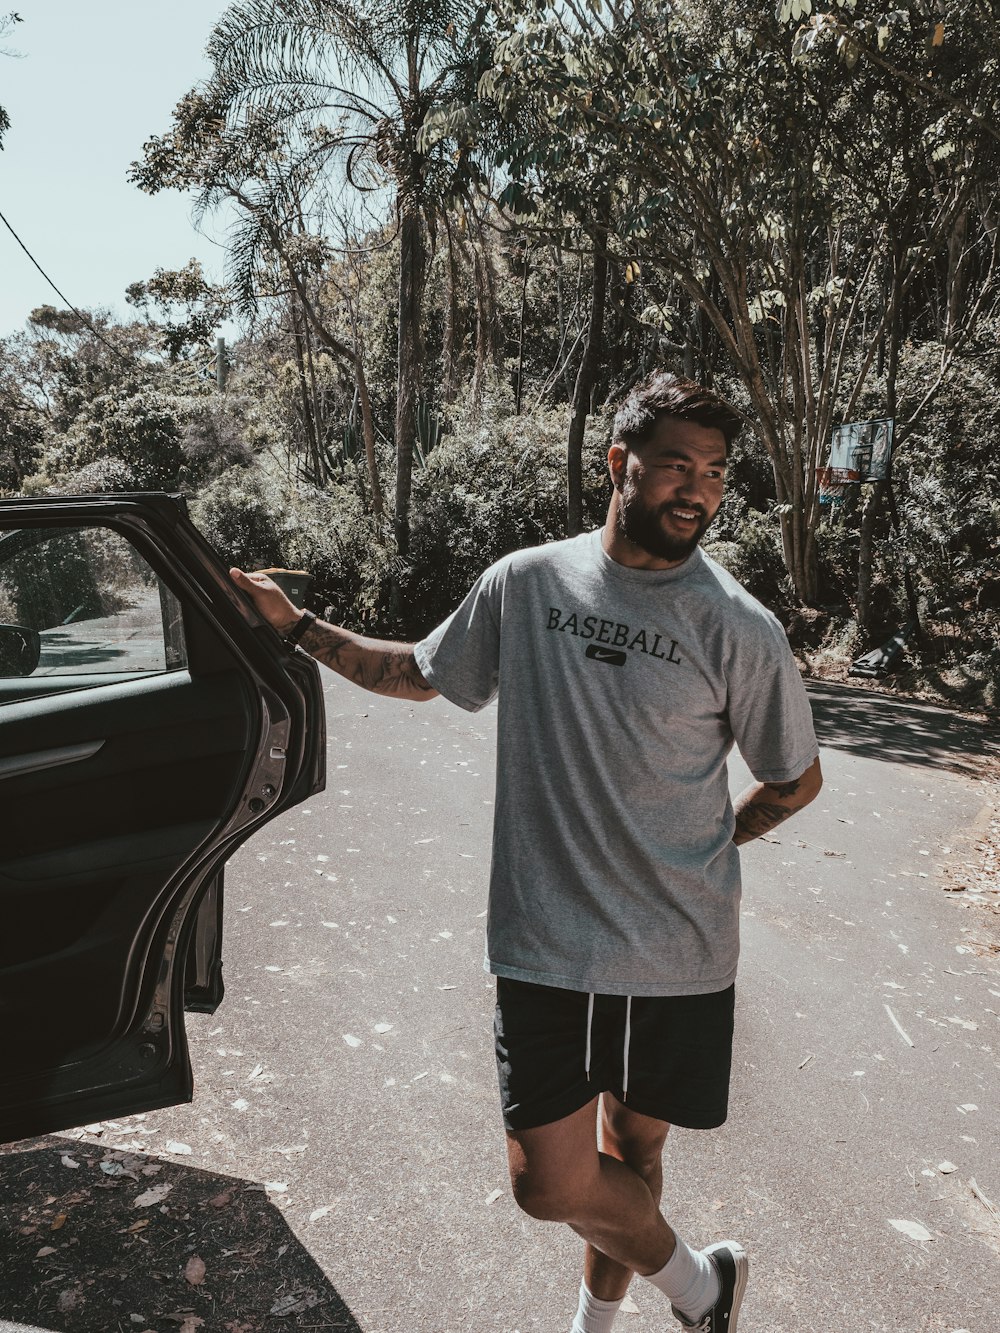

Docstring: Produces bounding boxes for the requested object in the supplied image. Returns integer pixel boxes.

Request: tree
[481,0,1000,602]
[132,91,387,525]
[0,11,21,151]
[125,260,231,362]
[187,0,485,555]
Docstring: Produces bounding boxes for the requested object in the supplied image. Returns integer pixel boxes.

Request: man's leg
[507,1095,736,1331]
[505,1096,675,1277]
[585,1094,670,1301]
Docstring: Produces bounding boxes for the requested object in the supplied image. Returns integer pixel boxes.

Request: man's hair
[612,371,744,450]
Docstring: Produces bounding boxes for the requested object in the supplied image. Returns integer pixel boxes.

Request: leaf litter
[0,1144,351,1329]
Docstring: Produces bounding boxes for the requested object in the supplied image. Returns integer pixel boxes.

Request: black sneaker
[671,1240,748,1332]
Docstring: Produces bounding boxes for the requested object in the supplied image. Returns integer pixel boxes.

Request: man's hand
[733,756,823,846]
[230,567,303,636]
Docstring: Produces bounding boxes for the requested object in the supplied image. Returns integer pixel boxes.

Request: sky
[0,1,236,338]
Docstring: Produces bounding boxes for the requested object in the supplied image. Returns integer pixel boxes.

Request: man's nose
[676,473,705,503]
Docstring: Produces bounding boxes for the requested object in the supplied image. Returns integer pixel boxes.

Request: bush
[399,399,609,635]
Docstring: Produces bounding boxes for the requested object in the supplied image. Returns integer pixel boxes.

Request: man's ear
[608,442,628,491]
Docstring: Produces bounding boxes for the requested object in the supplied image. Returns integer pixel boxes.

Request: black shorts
[494,977,735,1132]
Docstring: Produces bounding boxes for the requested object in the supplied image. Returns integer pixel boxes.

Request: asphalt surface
[5,676,1000,1333]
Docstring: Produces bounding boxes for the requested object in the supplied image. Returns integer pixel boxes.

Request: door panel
[0,494,325,1143]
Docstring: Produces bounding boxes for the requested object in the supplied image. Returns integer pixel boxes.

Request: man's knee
[509,1163,586,1223]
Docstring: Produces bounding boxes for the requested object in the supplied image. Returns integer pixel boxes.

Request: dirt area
[0,1137,360,1332]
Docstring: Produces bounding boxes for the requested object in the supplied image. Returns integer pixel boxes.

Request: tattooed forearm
[733,800,797,844]
[299,621,438,701]
[732,758,823,847]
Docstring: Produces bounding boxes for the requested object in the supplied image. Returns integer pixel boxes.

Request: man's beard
[617,481,713,563]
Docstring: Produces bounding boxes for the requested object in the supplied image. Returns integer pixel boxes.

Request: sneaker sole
[704,1240,748,1331]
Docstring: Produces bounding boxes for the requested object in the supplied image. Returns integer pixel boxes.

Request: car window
[0,525,187,689]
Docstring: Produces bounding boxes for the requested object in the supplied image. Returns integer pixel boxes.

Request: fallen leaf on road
[621,1295,640,1314]
[166,1140,192,1155]
[50,1214,67,1231]
[484,1188,503,1205]
[36,1246,57,1257]
[309,1205,333,1222]
[884,1005,915,1048]
[888,1218,933,1242]
[209,1191,234,1209]
[60,1155,80,1169]
[184,1255,206,1286]
[938,1161,957,1174]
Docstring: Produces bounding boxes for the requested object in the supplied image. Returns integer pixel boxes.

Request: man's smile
[662,504,705,524]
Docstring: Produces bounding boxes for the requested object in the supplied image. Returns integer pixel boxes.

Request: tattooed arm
[230,567,438,702]
[732,756,823,846]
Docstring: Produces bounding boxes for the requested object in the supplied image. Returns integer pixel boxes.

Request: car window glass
[0,525,187,686]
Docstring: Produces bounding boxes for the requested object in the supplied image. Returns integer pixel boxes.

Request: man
[231,371,822,1333]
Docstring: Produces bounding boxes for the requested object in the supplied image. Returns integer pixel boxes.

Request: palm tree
[206,0,484,557]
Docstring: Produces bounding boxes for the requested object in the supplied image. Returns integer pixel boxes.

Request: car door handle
[0,739,105,781]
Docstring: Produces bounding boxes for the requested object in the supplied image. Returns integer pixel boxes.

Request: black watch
[284,609,317,645]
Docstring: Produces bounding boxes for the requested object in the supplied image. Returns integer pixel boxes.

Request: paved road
[8,678,1000,1332]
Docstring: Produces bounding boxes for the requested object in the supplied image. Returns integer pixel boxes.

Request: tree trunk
[394,202,425,557]
[289,295,320,481]
[441,219,460,404]
[566,220,609,536]
[514,239,530,414]
[856,482,885,632]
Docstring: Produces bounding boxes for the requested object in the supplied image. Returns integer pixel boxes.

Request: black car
[0,493,326,1144]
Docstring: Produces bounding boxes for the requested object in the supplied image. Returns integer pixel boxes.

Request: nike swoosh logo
[585,644,627,666]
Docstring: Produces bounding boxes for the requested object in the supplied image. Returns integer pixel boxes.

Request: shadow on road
[807,680,1000,777]
[0,1139,362,1333]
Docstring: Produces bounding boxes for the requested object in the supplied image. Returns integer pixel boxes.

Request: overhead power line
[0,204,133,365]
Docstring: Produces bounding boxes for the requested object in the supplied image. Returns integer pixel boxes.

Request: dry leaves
[184,1254,207,1286]
[134,1183,173,1208]
[889,1218,934,1242]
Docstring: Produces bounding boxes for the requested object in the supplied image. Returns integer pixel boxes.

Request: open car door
[0,493,325,1143]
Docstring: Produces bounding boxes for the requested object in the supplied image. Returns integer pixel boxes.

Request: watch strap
[285,609,317,645]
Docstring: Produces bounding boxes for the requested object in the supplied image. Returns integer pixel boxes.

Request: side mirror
[0,624,41,677]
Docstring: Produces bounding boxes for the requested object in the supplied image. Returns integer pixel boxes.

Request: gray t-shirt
[414,530,818,997]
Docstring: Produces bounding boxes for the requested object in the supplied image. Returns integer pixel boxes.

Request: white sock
[569,1279,623,1333]
[644,1235,720,1323]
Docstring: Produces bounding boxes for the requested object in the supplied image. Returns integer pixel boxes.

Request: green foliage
[57,389,185,491]
[191,462,394,631]
[125,260,231,361]
[400,396,609,633]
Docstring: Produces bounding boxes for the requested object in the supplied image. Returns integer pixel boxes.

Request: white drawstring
[584,992,595,1080]
[622,996,633,1101]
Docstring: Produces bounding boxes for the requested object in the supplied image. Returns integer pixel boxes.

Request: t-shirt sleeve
[413,564,503,712]
[726,613,819,784]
